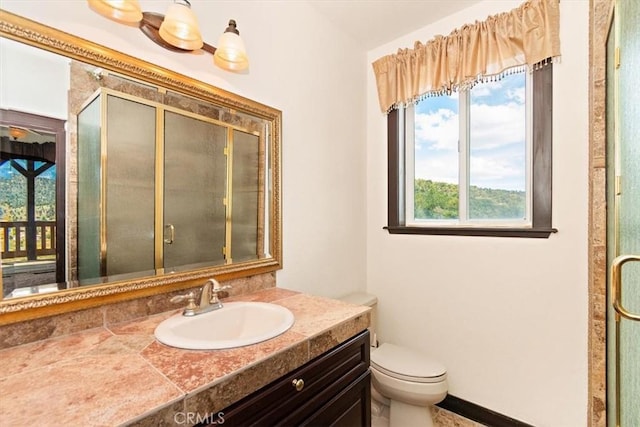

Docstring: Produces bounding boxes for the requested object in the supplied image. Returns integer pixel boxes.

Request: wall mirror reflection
[0,10,281,319]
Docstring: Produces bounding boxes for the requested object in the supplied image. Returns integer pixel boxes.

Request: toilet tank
[338,293,378,347]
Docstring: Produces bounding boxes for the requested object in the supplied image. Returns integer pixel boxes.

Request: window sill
[384,225,557,238]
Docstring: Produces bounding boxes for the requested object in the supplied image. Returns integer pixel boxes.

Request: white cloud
[506,87,525,103]
[414,150,458,184]
[470,101,525,150]
[415,108,458,151]
[413,92,526,190]
[469,151,525,191]
[469,99,526,190]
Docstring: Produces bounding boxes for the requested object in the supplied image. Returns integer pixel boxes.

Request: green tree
[414,178,525,220]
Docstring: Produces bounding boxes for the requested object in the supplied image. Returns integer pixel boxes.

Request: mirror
[0,10,281,323]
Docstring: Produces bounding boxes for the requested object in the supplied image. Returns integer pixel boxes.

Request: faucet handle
[211,283,232,303]
[213,283,232,292]
[170,292,197,316]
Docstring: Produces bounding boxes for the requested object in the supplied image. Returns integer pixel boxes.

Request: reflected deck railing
[0,220,56,260]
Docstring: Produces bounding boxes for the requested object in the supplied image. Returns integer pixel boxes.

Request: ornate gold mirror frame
[0,10,282,325]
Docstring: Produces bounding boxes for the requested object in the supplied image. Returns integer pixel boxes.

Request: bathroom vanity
[216,330,371,426]
[0,288,370,426]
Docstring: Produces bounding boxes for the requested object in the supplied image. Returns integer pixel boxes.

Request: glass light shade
[213,32,249,72]
[159,2,204,51]
[9,127,27,140]
[87,0,143,24]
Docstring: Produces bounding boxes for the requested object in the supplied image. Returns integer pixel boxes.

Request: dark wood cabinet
[206,331,371,426]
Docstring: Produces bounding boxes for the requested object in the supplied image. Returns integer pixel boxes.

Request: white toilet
[340,293,448,427]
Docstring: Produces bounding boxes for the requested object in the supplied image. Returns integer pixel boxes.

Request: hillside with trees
[0,176,526,222]
[0,175,56,221]
[414,179,526,220]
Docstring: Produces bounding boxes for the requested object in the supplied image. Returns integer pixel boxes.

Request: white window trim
[403,72,534,229]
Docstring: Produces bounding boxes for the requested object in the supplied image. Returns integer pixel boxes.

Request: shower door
[162,111,227,271]
[606,1,640,426]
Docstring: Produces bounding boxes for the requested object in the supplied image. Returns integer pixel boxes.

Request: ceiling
[307,0,483,50]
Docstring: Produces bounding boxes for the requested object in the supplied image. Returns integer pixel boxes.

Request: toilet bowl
[339,293,448,427]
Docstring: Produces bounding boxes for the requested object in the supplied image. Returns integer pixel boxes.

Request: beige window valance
[372,0,561,113]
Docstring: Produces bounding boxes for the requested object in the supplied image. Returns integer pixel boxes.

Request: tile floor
[371,401,485,427]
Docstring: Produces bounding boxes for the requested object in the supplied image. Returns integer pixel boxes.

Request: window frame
[385,65,557,238]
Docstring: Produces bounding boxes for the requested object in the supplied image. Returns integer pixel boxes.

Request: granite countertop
[0,288,370,426]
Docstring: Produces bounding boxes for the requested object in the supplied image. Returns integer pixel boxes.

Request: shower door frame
[605,1,640,425]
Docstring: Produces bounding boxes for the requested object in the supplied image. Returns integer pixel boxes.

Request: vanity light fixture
[86,0,249,72]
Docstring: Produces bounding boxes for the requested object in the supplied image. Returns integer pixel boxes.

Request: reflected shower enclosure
[75,84,262,284]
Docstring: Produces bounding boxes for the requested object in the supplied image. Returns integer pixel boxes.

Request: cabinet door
[213,331,370,427]
[302,371,371,427]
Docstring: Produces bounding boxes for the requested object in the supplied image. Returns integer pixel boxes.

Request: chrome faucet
[170,278,232,316]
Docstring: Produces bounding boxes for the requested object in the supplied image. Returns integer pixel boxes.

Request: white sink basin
[154,301,294,350]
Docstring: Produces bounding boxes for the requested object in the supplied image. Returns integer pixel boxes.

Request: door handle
[611,254,640,321]
[164,224,175,244]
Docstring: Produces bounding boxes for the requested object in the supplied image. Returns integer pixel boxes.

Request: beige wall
[365,1,590,425]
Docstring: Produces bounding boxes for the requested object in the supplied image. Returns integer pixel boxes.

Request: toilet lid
[371,343,446,383]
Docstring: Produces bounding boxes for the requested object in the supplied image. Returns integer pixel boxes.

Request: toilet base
[389,400,434,427]
[371,397,386,417]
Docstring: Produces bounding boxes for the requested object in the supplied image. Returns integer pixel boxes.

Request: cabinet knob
[291,378,305,392]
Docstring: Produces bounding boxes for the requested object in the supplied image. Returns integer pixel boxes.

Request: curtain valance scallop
[372,0,561,113]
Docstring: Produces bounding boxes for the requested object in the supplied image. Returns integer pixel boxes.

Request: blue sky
[413,72,527,192]
[0,161,56,180]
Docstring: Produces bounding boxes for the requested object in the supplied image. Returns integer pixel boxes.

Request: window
[386,65,556,238]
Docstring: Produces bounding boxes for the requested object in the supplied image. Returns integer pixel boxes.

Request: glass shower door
[607,1,640,425]
[163,111,227,270]
[104,95,156,278]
